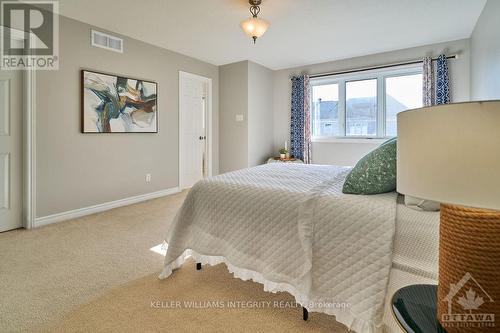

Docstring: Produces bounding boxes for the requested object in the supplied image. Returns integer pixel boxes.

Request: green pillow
[380,136,397,146]
[342,138,397,195]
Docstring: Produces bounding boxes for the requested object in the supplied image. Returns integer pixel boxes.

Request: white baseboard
[34,187,181,228]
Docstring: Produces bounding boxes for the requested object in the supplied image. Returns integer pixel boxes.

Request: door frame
[1,26,37,229]
[178,71,213,190]
[23,49,36,229]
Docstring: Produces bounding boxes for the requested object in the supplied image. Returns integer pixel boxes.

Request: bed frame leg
[302,307,308,321]
[196,262,202,270]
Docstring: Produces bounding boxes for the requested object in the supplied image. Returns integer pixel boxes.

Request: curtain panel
[422,57,434,106]
[436,54,450,105]
[290,75,311,163]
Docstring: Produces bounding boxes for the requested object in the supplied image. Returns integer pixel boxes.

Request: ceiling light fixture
[240,0,269,44]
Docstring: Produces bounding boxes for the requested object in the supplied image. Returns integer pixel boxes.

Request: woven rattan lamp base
[437,204,500,332]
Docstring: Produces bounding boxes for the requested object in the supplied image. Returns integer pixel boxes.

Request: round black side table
[391,284,447,333]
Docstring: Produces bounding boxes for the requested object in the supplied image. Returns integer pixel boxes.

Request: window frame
[310,64,422,142]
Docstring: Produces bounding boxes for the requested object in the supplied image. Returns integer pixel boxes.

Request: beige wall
[248,61,274,167]
[36,16,219,217]
[273,39,471,166]
[219,60,274,172]
[470,0,500,100]
[219,61,248,173]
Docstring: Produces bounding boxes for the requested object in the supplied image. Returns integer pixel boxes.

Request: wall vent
[91,30,123,53]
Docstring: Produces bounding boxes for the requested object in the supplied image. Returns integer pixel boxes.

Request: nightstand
[392,284,446,333]
[266,157,304,164]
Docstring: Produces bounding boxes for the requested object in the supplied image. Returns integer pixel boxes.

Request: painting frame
[81,69,159,133]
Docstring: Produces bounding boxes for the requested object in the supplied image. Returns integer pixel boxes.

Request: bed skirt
[160,246,385,333]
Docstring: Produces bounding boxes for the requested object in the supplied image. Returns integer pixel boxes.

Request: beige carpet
[0,191,348,333]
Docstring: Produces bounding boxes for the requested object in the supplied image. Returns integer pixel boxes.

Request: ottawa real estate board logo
[1,0,59,70]
[442,272,495,329]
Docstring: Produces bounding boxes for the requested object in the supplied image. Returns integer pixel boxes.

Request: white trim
[23,62,36,229]
[207,77,213,178]
[312,138,387,144]
[34,187,181,227]
[178,71,213,190]
[22,31,37,229]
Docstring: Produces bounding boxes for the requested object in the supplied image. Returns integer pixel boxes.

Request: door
[179,72,210,189]
[0,69,23,232]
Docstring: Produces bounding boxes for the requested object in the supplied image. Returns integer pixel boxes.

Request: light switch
[235,114,244,122]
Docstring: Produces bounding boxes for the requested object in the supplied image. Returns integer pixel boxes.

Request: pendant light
[240,0,269,43]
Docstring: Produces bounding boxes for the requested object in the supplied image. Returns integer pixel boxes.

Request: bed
[383,200,439,332]
[160,163,439,333]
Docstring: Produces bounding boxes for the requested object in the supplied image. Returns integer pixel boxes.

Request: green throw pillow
[380,136,397,146]
[342,138,397,195]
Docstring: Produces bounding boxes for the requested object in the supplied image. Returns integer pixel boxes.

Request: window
[384,74,422,136]
[311,66,422,140]
[346,79,377,136]
[312,83,339,137]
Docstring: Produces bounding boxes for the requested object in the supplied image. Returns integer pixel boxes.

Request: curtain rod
[296,54,458,80]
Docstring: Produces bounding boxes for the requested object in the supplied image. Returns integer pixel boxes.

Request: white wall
[273,39,471,166]
[311,141,380,167]
[470,0,500,100]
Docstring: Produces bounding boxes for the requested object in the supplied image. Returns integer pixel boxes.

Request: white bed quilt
[160,163,397,333]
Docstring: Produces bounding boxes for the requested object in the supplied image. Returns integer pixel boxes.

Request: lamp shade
[397,100,500,211]
[240,17,269,39]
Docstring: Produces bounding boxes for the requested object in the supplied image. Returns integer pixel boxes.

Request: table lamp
[397,100,500,333]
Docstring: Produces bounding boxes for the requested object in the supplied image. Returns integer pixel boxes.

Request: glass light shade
[240,17,269,39]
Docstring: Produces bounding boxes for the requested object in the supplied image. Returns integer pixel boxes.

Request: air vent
[91,30,123,53]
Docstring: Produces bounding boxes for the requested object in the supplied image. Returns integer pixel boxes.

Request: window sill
[312,137,389,144]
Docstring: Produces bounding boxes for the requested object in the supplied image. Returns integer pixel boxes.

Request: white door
[0,69,23,232]
[179,72,210,189]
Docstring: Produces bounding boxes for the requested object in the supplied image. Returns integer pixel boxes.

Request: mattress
[392,200,440,279]
[382,200,439,333]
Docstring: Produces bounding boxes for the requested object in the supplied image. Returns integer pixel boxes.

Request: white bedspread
[393,202,439,279]
[160,163,397,333]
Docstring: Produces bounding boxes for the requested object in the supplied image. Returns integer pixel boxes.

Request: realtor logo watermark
[441,272,495,329]
[1,0,59,70]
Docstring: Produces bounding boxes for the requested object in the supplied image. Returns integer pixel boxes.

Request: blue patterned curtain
[436,54,450,104]
[290,75,311,163]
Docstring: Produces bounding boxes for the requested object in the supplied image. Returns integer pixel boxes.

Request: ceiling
[57,0,487,70]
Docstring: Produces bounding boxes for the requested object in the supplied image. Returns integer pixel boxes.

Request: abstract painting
[81,70,158,133]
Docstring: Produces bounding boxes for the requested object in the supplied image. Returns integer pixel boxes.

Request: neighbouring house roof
[317,96,407,119]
